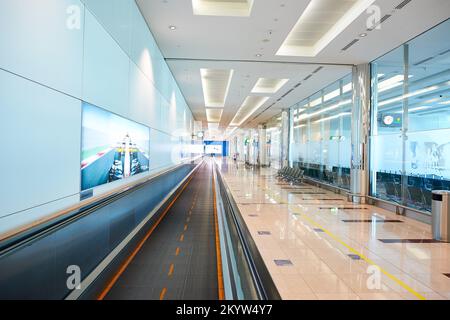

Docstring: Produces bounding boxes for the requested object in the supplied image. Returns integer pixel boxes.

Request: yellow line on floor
[175,247,180,256]
[296,212,426,300]
[265,187,426,300]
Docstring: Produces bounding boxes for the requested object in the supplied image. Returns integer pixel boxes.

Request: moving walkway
[0,158,279,300]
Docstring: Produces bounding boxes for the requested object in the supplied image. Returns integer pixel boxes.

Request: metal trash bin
[431,190,450,241]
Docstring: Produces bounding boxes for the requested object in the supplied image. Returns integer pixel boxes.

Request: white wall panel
[0,70,81,219]
[0,0,194,233]
[82,10,130,117]
[149,130,174,172]
[0,0,84,98]
[130,4,160,86]
[128,61,161,129]
[159,98,172,135]
[82,0,133,55]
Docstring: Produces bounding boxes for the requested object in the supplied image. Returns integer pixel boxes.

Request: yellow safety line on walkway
[265,188,426,300]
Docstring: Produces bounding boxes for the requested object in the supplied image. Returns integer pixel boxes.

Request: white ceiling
[136,0,450,132]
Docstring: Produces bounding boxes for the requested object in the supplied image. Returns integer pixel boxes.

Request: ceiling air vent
[395,0,413,10]
[281,89,294,99]
[342,39,359,51]
[367,14,392,31]
[312,66,323,74]
[380,14,392,24]
[439,49,450,56]
[303,74,313,81]
[414,56,434,66]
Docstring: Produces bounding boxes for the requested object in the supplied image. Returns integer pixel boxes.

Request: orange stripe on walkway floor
[168,264,174,277]
[159,288,167,300]
[212,170,225,300]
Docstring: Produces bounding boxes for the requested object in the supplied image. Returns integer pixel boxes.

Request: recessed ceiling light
[230,96,270,126]
[255,54,262,57]
[359,33,368,37]
[169,25,177,30]
[277,0,376,57]
[200,68,234,108]
[192,0,255,17]
[206,109,223,123]
[251,78,289,94]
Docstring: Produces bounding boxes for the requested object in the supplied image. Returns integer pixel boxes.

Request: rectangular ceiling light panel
[277,0,376,57]
[206,108,224,122]
[251,78,290,94]
[230,96,270,126]
[208,122,220,130]
[225,126,238,137]
[200,68,234,108]
[193,0,254,17]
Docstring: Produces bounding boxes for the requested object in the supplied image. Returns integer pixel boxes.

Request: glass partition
[370,19,450,213]
[289,74,352,190]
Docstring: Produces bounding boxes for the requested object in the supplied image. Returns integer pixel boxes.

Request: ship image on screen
[81,103,150,191]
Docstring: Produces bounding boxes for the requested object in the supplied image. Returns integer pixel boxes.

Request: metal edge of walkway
[213,160,282,300]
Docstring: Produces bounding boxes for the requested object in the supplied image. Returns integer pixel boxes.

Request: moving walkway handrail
[213,161,281,300]
[0,157,202,255]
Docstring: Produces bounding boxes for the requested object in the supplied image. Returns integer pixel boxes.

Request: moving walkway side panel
[0,162,200,300]
[213,162,281,300]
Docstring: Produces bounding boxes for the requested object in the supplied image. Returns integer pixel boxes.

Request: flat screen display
[81,103,150,191]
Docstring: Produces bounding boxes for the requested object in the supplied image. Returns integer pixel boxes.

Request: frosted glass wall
[370,19,450,213]
[289,74,353,190]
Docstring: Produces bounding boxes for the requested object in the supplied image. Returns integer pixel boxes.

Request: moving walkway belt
[101,161,220,300]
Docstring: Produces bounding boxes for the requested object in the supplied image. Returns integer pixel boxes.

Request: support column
[248,129,259,166]
[400,44,410,213]
[280,109,290,168]
[237,132,245,162]
[258,124,268,167]
[350,64,371,203]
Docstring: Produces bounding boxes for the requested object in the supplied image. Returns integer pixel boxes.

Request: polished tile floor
[217,159,450,300]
